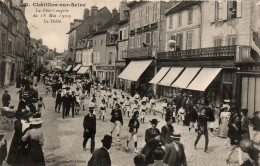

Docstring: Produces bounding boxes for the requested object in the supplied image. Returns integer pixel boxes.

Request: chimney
[91,6,98,17]
[83,8,90,20]
[112,8,118,18]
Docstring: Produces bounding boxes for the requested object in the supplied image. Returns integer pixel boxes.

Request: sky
[24,0,123,53]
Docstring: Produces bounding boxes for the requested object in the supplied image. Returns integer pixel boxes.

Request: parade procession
[0,0,260,166]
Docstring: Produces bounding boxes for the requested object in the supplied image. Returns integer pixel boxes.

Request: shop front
[96,66,116,86]
[115,61,126,89]
[151,64,237,107]
[1,55,16,86]
[236,62,260,117]
[118,59,155,97]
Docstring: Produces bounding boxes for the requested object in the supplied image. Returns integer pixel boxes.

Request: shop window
[223,84,233,101]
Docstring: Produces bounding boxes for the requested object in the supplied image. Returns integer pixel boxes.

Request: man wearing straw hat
[163,133,187,166]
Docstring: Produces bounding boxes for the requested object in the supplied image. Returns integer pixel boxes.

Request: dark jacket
[161,125,174,145]
[252,116,260,131]
[141,128,161,165]
[83,114,96,136]
[70,95,76,106]
[56,93,62,104]
[110,108,123,125]
[0,139,7,164]
[18,99,27,112]
[2,93,11,106]
[228,122,241,145]
[128,117,140,133]
[241,116,250,139]
[61,95,71,106]
[163,142,187,166]
[88,147,111,166]
[197,114,209,130]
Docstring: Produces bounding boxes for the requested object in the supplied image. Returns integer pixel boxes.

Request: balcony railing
[157,45,251,62]
[125,46,153,59]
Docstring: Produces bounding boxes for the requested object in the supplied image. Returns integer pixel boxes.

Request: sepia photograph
[0,0,260,165]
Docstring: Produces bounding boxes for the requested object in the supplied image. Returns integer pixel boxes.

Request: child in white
[99,99,106,122]
[37,97,45,113]
[150,96,156,115]
[120,95,126,115]
[140,101,147,124]
[124,97,131,118]
[162,99,168,118]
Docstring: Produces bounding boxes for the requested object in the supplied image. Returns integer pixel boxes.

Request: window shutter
[208,1,215,23]
[146,33,151,44]
[220,1,228,20]
[232,36,237,45]
[237,1,242,18]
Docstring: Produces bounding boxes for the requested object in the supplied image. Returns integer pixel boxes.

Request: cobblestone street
[1,83,257,166]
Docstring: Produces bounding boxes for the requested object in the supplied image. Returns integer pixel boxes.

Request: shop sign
[96,66,115,70]
[115,61,126,67]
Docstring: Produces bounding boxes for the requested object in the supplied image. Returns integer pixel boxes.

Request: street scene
[0,0,260,166]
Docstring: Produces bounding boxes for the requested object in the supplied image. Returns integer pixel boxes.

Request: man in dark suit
[141,119,161,165]
[83,108,96,153]
[61,91,71,119]
[163,133,187,166]
[88,135,112,166]
[17,96,27,112]
[55,90,62,113]
[70,91,76,118]
[2,90,11,107]
[161,117,174,146]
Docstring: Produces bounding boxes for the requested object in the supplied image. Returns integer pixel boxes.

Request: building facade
[118,0,177,96]
[154,1,260,116]
[67,6,112,67]
[92,12,120,86]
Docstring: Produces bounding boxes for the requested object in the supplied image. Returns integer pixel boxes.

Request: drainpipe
[199,3,202,48]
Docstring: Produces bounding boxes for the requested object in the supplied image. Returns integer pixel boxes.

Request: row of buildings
[67,1,260,117]
[0,0,30,87]
[0,0,63,88]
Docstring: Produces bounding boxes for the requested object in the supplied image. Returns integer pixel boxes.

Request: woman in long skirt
[217,107,231,138]
[22,118,45,166]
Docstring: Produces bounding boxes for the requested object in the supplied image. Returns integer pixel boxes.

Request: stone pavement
[0,83,258,166]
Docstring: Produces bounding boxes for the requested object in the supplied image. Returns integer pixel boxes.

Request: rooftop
[165,1,200,16]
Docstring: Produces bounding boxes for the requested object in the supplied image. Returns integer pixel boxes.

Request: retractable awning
[73,64,82,71]
[187,68,222,91]
[149,67,170,84]
[118,60,153,81]
[77,66,90,75]
[171,67,201,88]
[158,67,184,86]
[65,65,72,72]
